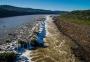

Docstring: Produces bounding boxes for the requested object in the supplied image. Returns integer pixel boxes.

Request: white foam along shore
[0,22,36,52]
[0,21,38,62]
[0,15,51,62]
[18,16,48,62]
[15,23,39,62]
[20,50,33,62]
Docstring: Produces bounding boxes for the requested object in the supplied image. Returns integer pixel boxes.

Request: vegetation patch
[0,52,16,62]
[59,10,90,25]
[54,10,90,62]
[18,40,27,48]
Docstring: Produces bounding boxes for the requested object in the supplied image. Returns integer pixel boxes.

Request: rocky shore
[0,22,38,62]
[0,22,36,51]
[0,16,47,62]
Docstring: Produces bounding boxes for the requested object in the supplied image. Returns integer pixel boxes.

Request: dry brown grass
[29,20,81,62]
[54,17,90,62]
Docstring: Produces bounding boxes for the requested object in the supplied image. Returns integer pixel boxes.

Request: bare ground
[29,17,82,62]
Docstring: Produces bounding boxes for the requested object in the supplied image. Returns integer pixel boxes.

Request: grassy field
[59,10,90,25]
[54,10,90,62]
[30,18,81,62]
[60,16,90,25]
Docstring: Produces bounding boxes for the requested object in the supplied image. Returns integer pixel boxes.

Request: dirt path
[30,15,81,62]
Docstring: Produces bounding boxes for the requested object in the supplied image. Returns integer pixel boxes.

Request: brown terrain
[29,16,83,62]
[54,17,90,62]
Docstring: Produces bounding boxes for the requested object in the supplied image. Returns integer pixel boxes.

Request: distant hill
[59,10,90,25]
[65,10,90,20]
[0,5,66,18]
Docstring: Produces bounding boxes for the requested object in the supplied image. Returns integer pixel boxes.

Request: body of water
[0,14,58,44]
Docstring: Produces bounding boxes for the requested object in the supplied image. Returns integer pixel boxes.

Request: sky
[0,0,90,11]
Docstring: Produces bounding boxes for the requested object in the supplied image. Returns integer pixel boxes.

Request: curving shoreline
[0,20,38,62]
[0,15,47,62]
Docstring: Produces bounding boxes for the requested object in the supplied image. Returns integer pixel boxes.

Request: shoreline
[0,20,36,44]
[0,20,37,49]
[0,16,47,62]
[0,20,38,62]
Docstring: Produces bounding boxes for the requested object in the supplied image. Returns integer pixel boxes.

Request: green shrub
[5,39,11,43]
[18,40,27,48]
[31,38,37,46]
[0,52,16,62]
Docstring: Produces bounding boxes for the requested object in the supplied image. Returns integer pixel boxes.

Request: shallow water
[0,14,58,43]
[0,15,46,43]
[0,15,46,29]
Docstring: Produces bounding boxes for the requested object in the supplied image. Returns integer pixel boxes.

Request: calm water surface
[0,14,58,43]
[0,15,46,29]
[0,15,46,42]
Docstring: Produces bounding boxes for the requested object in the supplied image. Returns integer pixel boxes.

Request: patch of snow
[21,50,33,62]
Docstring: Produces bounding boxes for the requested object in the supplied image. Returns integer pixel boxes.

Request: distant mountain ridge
[0,5,66,18]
